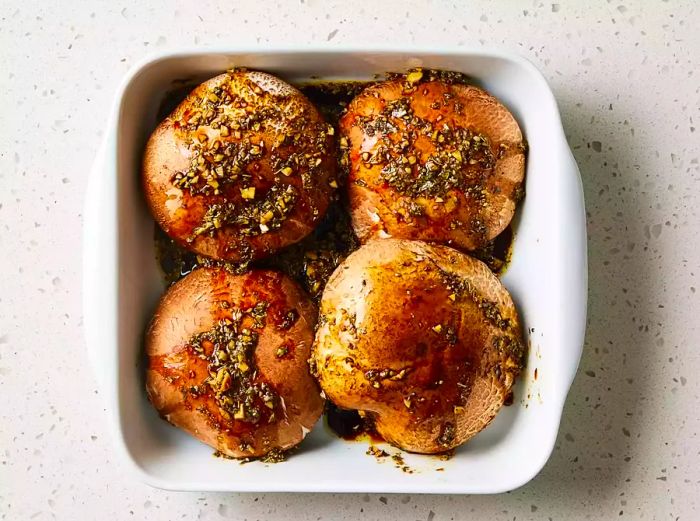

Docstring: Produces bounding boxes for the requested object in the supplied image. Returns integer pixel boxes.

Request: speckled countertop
[1,1,699,519]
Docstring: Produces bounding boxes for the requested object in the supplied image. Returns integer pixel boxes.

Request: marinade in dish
[152,77,518,445]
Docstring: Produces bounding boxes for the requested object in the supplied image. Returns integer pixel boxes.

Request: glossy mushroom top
[340,69,526,251]
[145,267,323,459]
[312,238,525,453]
[143,69,337,264]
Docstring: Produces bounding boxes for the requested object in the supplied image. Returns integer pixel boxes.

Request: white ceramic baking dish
[83,47,587,494]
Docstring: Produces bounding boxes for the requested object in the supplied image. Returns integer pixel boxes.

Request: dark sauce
[157,81,198,120]
[154,227,199,285]
[300,81,373,124]
[324,402,382,442]
[151,77,518,443]
[503,390,514,406]
[259,201,359,300]
[324,403,364,439]
[471,224,515,275]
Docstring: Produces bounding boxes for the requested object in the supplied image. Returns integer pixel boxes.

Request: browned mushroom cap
[339,72,525,251]
[312,239,525,454]
[145,267,323,458]
[143,70,337,264]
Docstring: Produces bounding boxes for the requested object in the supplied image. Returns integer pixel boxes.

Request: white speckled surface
[1,1,699,519]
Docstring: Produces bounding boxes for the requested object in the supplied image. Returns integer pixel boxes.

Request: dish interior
[103,50,584,493]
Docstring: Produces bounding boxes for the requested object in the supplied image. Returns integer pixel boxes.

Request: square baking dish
[83,47,587,494]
